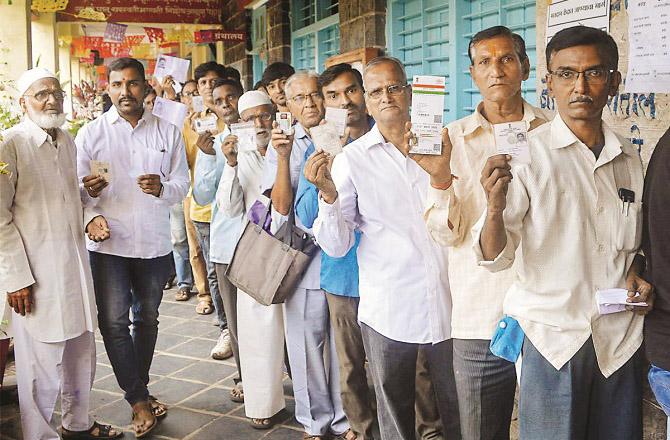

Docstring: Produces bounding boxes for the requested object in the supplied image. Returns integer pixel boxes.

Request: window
[388,0,537,123]
[291,0,340,72]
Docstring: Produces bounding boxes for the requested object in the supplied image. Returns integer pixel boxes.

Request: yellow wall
[31,12,58,73]
[0,0,32,95]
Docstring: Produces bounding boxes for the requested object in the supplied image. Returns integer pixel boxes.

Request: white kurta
[216,148,286,418]
[0,119,97,342]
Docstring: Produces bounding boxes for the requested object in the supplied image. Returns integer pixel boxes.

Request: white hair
[25,108,66,129]
[284,70,320,100]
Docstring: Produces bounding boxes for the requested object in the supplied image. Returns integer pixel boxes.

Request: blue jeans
[192,220,226,330]
[649,365,670,416]
[89,251,172,405]
[170,201,193,290]
[519,336,642,440]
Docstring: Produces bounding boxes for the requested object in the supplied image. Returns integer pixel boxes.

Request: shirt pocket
[144,149,168,177]
[615,202,642,252]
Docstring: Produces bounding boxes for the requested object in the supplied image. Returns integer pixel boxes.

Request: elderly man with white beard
[0,68,121,440]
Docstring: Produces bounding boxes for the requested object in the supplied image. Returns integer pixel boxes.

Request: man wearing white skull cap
[0,68,121,439]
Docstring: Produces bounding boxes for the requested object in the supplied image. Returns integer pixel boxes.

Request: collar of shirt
[20,118,53,148]
[360,124,389,150]
[105,105,154,127]
[461,100,544,137]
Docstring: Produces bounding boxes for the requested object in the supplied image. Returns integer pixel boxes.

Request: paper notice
[493,121,531,165]
[91,160,111,182]
[194,114,219,135]
[191,96,205,113]
[596,288,648,315]
[545,0,611,44]
[410,75,445,155]
[229,121,258,152]
[325,107,348,136]
[311,121,343,156]
[152,97,188,128]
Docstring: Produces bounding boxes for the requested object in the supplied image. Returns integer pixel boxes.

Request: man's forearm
[271,157,293,215]
[480,211,508,261]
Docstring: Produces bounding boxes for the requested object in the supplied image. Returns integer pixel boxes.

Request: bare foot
[131,400,156,437]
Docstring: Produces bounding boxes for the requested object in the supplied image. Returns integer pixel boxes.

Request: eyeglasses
[182,91,199,97]
[24,90,66,102]
[548,68,614,85]
[365,84,410,100]
[290,92,323,105]
[241,112,273,123]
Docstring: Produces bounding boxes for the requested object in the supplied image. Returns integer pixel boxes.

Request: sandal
[332,429,358,440]
[131,406,157,439]
[60,422,123,439]
[303,434,324,440]
[249,416,274,430]
[195,300,214,315]
[229,383,244,403]
[174,287,191,301]
[148,395,168,418]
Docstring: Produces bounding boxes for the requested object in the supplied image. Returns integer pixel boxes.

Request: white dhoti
[12,317,95,440]
[237,290,286,418]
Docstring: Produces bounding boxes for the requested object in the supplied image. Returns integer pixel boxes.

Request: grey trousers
[452,339,516,440]
[519,336,643,440]
[361,323,461,440]
[284,288,349,436]
[214,263,241,382]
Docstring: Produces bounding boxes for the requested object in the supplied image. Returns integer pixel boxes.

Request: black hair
[546,26,619,70]
[212,78,244,96]
[468,26,528,65]
[223,66,241,82]
[108,57,145,79]
[145,87,156,98]
[261,62,296,85]
[253,80,266,90]
[318,63,364,92]
[194,61,228,82]
[182,79,197,88]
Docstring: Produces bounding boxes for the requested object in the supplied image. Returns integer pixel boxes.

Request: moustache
[570,96,594,104]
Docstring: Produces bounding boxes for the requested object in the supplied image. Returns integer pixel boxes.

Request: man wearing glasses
[312,57,461,440]
[476,26,652,439]
[76,57,189,437]
[263,71,350,440]
[1,67,122,440]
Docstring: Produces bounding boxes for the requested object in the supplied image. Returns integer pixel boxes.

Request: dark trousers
[89,251,171,404]
[452,339,516,440]
[519,336,643,440]
[361,323,461,440]
[214,263,241,382]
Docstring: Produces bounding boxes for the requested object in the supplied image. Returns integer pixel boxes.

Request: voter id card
[194,114,218,135]
[91,160,111,182]
[276,112,293,133]
[493,121,530,165]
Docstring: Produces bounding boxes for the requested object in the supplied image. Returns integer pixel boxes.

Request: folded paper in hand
[596,288,647,315]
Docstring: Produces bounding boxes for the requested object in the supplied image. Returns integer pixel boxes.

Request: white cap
[17,67,58,97]
[237,90,272,115]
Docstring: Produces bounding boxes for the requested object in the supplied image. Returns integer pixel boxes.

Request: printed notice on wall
[546,0,610,43]
[625,0,670,93]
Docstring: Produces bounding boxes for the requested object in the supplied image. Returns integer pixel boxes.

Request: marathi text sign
[194,29,245,43]
[57,0,223,24]
[546,0,610,43]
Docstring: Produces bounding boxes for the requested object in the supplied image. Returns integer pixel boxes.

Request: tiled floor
[0,286,667,439]
[0,287,302,439]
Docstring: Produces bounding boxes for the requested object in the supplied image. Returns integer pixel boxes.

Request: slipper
[249,416,274,430]
[229,383,244,403]
[174,287,191,301]
[196,300,214,315]
[148,395,168,418]
[60,422,123,439]
[303,434,324,440]
[131,411,157,439]
[331,428,358,440]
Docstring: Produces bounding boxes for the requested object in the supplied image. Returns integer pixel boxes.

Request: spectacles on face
[241,112,273,123]
[24,90,66,103]
[365,84,410,100]
[182,90,199,97]
[290,92,323,105]
[548,68,614,86]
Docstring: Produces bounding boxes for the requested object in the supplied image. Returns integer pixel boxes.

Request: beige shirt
[424,101,552,339]
[472,115,644,377]
[0,119,97,343]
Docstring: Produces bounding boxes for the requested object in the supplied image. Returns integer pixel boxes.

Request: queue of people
[1,23,669,440]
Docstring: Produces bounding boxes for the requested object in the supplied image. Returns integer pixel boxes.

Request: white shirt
[0,119,97,342]
[216,149,266,218]
[261,123,321,290]
[424,101,552,339]
[472,115,644,377]
[313,124,452,344]
[75,106,189,259]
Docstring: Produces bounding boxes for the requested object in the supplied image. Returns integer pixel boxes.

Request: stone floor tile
[150,354,198,376]
[178,386,242,414]
[149,407,218,438]
[148,376,210,405]
[173,360,238,384]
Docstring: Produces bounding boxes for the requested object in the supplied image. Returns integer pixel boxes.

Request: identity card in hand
[91,160,111,182]
[277,112,293,134]
[493,121,530,165]
[325,107,348,136]
[154,55,190,84]
[191,95,205,113]
[410,75,446,155]
[194,114,218,135]
[230,121,258,152]
[152,97,188,128]
[311,121,343,156]
[596,288,648,315]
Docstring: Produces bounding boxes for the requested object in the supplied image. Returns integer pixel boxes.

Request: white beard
[26,109,66,129]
